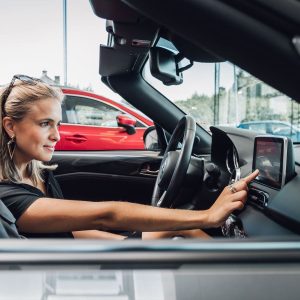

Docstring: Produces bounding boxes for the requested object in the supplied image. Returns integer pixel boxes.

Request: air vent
[248,188,269,209]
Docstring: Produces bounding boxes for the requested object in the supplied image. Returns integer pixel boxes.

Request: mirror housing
[117,115,136,135]
[143,126,160,151]
[149,47,183,85]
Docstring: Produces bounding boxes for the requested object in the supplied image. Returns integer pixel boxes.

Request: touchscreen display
[253,137,284,189]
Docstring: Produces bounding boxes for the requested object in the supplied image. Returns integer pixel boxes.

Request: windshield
[144,59,300,143]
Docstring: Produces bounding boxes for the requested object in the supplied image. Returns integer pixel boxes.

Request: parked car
[56,88,153,150]
[238,120,300,142]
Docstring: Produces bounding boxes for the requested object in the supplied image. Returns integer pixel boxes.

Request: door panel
[51,150,161,205]
[58,124,146,150]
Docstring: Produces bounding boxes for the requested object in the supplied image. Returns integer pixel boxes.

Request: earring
[7,135,16,160]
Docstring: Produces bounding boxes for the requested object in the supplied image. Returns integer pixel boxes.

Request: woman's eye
[40,122,49,127]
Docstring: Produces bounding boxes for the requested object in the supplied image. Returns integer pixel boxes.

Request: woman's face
[12,97,62,163]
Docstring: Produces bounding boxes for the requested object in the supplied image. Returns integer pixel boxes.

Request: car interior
[1,1,300,299]
[49,0,300,239]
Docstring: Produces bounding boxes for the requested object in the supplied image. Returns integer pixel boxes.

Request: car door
[52,149,161,205]
[56,94,147,151]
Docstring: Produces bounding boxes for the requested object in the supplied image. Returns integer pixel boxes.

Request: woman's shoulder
[0,179,30,197]
[0,177,43,197]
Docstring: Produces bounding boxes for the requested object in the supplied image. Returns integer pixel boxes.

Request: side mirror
[117,115,136,135]
[143,126,160,151]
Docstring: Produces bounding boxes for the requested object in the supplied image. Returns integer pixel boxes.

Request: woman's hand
[206,169,259,228]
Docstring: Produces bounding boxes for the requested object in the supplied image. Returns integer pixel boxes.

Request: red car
[55,88,153,150]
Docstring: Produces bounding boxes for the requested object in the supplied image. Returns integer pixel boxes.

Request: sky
[0,0,235,102]
[0,0,118,98]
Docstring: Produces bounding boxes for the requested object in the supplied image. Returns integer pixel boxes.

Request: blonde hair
[0,79,64,184]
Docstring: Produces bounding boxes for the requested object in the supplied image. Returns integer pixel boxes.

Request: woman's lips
[43,145,55,151]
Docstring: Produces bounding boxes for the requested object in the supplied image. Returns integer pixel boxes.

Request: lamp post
[214,63,220,125]
[233,65,239,126]
[63,0,67,86]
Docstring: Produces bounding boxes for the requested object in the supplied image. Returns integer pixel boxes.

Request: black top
[0,171,73,238]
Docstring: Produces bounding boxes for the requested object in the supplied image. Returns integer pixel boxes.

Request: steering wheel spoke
[157,190,167,207]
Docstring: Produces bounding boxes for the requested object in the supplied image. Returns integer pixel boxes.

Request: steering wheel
[151,115,196,208]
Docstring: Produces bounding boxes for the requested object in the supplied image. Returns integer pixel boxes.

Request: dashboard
[208,126,300,238]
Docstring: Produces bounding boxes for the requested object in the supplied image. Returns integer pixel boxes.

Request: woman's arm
[17,170,258,233]
[142,229,211,239]
[17,198,209,233]
[72,230,126,240]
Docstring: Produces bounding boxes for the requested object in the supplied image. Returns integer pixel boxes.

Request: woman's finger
[243,169,259,184]
[227,170,259,194]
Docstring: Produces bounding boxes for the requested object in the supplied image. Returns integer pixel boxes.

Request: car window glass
[63,95,145,128]
[143,59,300,143]
[248,123,266,133]
[70,96,119,127]
[63,95,142,127]
[271,123,296,135]
[74,104,117,126]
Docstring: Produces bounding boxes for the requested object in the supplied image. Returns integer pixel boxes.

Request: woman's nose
[50,126,60,142]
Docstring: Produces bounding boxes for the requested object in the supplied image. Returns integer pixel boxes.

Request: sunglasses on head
[1,74,43,115]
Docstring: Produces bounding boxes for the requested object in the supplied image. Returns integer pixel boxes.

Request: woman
[0,75,258,239]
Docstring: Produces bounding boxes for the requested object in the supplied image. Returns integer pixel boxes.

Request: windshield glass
[144,59,300,143]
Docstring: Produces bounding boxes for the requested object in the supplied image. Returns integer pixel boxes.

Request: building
[40,70,60,85]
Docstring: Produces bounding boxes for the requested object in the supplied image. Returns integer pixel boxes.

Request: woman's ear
[2,117,15,138]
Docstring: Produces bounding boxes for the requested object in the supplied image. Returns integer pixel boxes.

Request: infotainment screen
[252,136,287,189]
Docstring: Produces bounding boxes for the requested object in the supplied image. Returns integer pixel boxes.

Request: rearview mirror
[149,47,182,85]
[117,115,136,135]
[149,46,193,86]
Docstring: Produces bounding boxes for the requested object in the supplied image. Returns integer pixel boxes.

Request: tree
[175,92,214,129]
